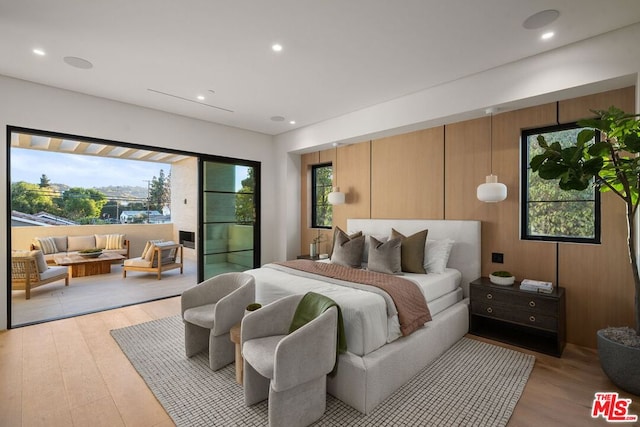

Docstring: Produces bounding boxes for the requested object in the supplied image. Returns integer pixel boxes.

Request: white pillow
[95,234,108,249]
[424,239,455,274]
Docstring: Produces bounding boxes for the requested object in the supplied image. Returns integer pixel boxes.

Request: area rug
[111,315,535,427]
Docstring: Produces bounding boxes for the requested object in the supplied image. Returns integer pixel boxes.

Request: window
[311,163,333,228]
[521,123,601,243]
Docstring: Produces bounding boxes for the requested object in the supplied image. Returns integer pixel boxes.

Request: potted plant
[489,270,515,286]
[530,106,640,394]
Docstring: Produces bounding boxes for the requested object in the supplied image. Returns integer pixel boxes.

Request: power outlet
[492,252,504,263]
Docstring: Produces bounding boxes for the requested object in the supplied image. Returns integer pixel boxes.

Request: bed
[246,219,481,413]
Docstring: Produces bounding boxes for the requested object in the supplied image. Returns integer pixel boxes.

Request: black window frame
[311,163,333,229]
[521,122,601,244]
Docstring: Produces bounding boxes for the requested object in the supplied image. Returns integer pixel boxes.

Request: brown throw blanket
[275,260,432,336]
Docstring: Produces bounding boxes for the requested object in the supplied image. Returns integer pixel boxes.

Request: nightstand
[469,277,566,357]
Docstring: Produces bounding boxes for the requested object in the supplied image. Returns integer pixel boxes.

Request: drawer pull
[529,315,536,322]
[529,301,536,308]
[486,307,493,314]
[486,293,493,300]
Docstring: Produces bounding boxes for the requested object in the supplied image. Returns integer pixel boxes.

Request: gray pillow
[367,236,401,274]
[329,227,362,258]
[331,228,365,267]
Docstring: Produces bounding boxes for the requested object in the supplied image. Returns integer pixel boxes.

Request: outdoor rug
[111,315,535,426]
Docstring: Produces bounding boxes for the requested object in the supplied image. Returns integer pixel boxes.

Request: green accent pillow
[391,228,428,273]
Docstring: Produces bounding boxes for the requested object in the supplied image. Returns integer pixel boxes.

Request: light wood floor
[1,297,638,427]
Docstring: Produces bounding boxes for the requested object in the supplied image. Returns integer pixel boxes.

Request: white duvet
[246,265,461,356]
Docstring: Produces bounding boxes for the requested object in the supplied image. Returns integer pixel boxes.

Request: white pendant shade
[328,186,345,205]
[477,175,507,203]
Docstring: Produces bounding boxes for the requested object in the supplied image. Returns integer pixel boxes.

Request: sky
[11,148,250,191]
[11,148,172,188]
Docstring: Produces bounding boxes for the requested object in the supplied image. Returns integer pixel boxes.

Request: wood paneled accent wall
[371,127,444,219]
[332,142,372,231]
[446,104,559,285]
[298,86,636,348]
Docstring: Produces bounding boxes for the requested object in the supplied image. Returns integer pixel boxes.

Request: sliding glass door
[199,158,260,281]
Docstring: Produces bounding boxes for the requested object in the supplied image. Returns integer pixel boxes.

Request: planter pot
[489,274,515,286]
[245,303,262,317]
[597,329,640,395]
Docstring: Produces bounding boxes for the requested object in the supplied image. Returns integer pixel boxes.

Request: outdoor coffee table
[53,252,126,277]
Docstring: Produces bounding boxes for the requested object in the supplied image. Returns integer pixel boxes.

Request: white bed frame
[326,219,481,413]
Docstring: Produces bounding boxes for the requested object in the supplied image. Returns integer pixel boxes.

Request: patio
[11,221,256,327]
[11,259,198,327]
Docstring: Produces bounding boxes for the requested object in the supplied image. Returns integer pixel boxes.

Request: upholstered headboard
[347,219,481,297]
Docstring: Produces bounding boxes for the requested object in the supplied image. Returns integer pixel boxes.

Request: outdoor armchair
[11,250,69,299]
[123,240,183,280]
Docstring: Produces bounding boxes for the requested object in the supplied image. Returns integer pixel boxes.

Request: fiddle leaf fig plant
[530,106,640,335]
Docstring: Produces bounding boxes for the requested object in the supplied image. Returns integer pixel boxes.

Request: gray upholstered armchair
[181,272,255,370]
[242,293,338,427]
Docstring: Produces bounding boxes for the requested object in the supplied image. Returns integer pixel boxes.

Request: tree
[149,169,170,211]
[39,174,51,188]
[11,181,58,214]
[531,107,640,335]
[235,168,255,223]
[60,187,107,220]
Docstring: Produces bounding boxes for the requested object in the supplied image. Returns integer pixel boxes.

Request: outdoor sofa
[30,234,130,264]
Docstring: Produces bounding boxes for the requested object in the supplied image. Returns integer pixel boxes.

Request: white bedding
[246,265,462,356]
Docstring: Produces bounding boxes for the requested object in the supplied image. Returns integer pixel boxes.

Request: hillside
[26,182,148,202]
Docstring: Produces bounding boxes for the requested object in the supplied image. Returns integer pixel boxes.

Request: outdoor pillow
[34,237,58,254]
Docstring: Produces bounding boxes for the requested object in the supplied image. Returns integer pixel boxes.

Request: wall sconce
[477,108,507,203]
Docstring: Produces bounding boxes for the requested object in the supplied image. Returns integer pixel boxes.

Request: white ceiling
[1,0,640,136]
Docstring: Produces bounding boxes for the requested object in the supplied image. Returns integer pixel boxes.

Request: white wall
[171,157,198,260]
[1,76,277,330]
[274,23,640,261]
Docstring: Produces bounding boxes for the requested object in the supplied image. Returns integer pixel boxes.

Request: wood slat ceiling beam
[10,132,187,164]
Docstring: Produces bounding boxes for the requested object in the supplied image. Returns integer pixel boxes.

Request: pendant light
[328,143,345,205]
[477,108,507,203]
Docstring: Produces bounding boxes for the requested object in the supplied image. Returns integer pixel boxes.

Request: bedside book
[520,279,553,293]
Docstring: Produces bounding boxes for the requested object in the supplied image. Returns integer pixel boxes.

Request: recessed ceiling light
[63,56,93,69]
[197,95,205,101]
[523,10,560,30]
[32,48,45,56]
[541,32,555,40]
[270,116,285,122]
[272,44,283,52]
[289,120,296,125]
